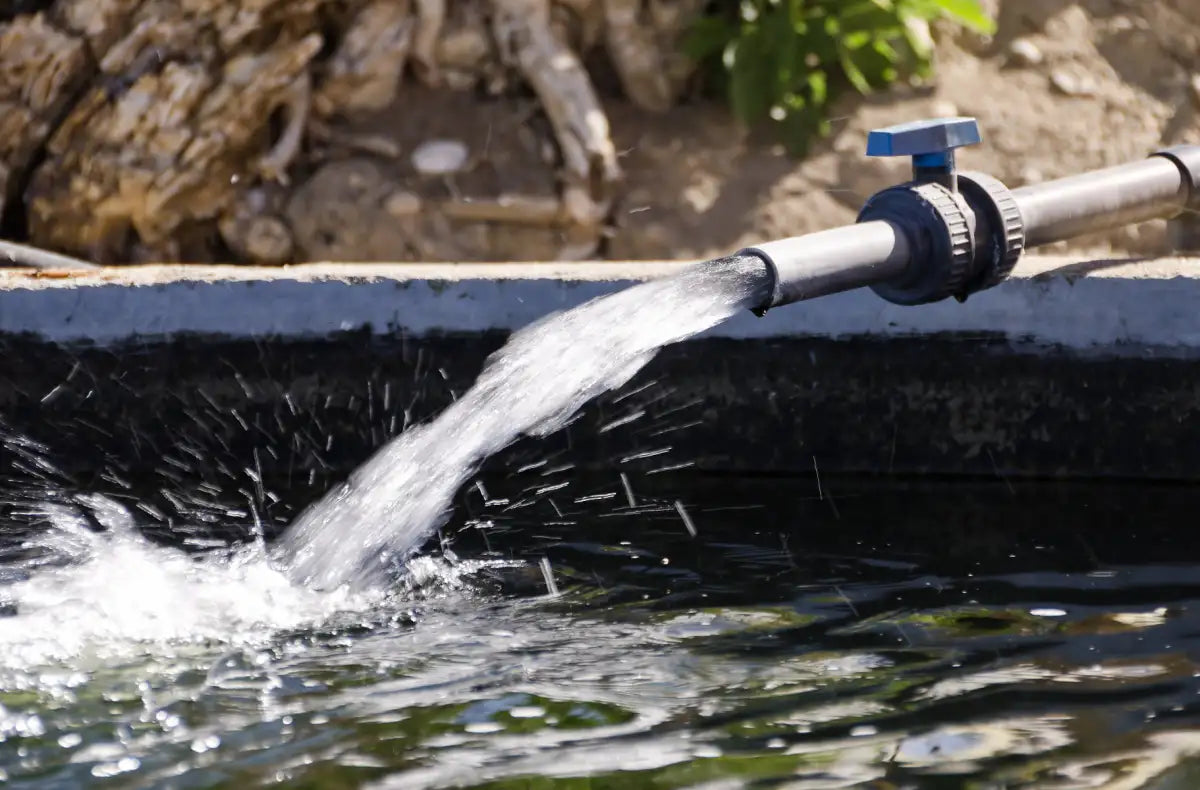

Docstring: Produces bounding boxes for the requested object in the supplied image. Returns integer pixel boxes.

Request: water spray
[734,117,1200,312]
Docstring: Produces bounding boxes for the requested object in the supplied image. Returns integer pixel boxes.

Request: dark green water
[3,336,1200,788]
[5,469,1200,789]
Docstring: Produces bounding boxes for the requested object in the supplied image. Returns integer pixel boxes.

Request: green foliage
[684,0,995,156]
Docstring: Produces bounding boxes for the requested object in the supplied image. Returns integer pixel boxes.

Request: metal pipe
[1014,156,1190,248]
[743,220,912,310]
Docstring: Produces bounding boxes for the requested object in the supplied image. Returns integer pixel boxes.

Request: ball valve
[735,117,1200,313]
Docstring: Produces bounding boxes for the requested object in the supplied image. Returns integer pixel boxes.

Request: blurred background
[1,0,1197,265]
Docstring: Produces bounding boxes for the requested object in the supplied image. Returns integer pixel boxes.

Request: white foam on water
[0,495,378,671]
[0,493,507,675]
[279,258,768,591]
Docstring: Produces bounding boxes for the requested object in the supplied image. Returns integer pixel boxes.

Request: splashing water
[0,494,377,670]
[279,257,769,591]
[0,491,506,674]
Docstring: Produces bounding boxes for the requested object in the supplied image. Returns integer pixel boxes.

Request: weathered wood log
[491,0,620,229]
[27,30,322,261]
[314,0,414,118]
[412,0,446,84]
[1,0,709,263]
[603,0,703,112]
[435,0,494,89]
[441,194,564,224]
[0,12,91,226]
[258,72,312,185]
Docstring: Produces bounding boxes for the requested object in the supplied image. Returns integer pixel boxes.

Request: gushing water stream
[278,256,768,591]
[0,256,765,675]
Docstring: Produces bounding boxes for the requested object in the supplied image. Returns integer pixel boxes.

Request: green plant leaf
[897,9,934,60]
[929,0,996,34]
[682,15,738,61]
[806,70,828,106]
[684,0,994,156]
[764,2,800,98]
[839,0,903,33]
[838,48,872,94]
[727,34,774,124]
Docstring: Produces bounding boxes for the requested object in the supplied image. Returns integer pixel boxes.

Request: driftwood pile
[0,0,701,263]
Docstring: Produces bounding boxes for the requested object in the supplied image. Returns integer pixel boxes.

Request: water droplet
[91,757,140,778]
[190,735,221,753]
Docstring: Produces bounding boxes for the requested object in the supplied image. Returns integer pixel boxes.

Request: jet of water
[278,257,770,591]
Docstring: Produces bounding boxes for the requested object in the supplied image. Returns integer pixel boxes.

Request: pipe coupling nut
[857,182,973,306]
[957,171,1025,294]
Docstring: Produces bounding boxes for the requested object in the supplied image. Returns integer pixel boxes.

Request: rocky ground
[612,0,1200,261]
[1,0,1198,264]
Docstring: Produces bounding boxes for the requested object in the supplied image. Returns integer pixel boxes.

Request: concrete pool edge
[5,255,1200,480]
[1,255,1199,353]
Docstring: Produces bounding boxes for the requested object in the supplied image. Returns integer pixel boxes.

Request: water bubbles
[154,710,181,731]
[90,756,140,777]
[0,707,45,738]
[190,735,221,753]
[0,494,382,672]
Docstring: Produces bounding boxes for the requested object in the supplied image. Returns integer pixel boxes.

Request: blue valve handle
[866,117,982,191]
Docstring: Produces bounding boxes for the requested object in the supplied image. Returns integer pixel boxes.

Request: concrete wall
[2,256,1200,354]
[3,256,1200,481]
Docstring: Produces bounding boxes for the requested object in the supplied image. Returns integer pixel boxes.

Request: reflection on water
[5,466,1200,788]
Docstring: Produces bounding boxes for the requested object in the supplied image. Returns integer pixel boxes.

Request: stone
[286,158,413,261]
[1008,38,1043,67]
[411,138,469,175]
[241,217,293,263]
[1049,68,1097,97]
[385,191,422,217]
[219,185,293,263]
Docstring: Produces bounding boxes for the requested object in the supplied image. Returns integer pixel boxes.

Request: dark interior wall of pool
[3,332,1200,491]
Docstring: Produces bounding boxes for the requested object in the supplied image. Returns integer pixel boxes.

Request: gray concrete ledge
[1,256,1199,353]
